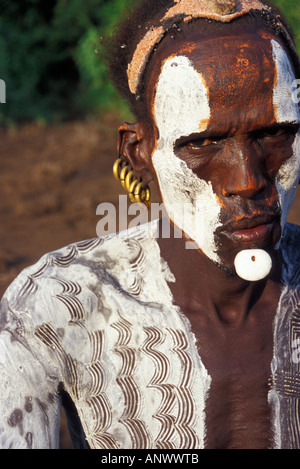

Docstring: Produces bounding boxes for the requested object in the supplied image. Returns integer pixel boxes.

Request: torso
[158,226,285,449]
[2,221,300,449]
[189,315,276,448]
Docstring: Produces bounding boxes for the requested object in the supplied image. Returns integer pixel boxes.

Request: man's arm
[0,269,63,449]
[0,326,61,449]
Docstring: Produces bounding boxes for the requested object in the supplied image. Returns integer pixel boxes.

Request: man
[1,0,300,449]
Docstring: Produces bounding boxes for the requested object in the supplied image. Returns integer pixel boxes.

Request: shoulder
[1,219,171,328]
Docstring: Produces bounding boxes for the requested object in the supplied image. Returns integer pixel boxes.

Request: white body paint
[152,45,300,280]
[272,39,300,233]
[152,55,222,263]
[269,40,300,447]
[0,220,212,449]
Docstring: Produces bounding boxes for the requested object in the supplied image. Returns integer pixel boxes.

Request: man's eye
[186,138,219,149]
[263,128,285,138]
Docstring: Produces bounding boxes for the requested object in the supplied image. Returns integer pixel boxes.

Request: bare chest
[203,359,273,448]
[190,318,275,449]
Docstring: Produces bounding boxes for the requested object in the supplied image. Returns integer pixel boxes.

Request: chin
[205,253,237,278]
[214,262,237,277]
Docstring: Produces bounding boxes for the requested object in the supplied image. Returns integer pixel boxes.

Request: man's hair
[104,0,300,121]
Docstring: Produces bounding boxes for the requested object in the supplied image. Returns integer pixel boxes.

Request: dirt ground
[1,115,300,448]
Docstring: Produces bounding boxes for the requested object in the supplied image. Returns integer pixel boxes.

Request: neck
[157,221,282,325]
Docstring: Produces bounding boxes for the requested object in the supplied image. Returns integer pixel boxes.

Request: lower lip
[232,224,273,244]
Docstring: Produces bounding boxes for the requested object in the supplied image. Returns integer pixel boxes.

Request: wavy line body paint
[152,55,222,264]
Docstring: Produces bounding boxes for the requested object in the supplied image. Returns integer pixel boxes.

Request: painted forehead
[127,0,275,95]
[153,33,298,134]
[183,32,277,128]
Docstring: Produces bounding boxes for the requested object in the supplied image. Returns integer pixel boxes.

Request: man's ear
[118,122,153,184]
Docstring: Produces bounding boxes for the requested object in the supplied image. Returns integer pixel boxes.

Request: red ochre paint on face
[145,24,298,266]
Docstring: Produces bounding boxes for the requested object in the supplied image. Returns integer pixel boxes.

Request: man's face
[148,26,300,272]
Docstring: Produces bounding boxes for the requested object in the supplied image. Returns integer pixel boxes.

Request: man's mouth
[232,223,274,244]
[220,214,281,246]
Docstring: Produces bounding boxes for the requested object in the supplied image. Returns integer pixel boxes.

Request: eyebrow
[175,130,228,146]
[175,121,300,145]
[250,121,300,134]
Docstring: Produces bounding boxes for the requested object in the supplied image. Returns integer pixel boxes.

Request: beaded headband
[126,0,295,95]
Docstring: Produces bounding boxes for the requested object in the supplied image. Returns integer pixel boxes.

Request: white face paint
[152,55,222,264]
[152,44,300,266]
[272,40,300,233]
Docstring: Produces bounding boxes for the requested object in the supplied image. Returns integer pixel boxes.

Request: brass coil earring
[113,157,151,208]
[113,158,123,182]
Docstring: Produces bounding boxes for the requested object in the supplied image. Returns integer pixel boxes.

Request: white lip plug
[234,249,272,281]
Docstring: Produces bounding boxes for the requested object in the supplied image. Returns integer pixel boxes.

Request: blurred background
[0,0,299,449]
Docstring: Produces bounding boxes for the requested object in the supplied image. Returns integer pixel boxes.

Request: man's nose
[221,140,267,199]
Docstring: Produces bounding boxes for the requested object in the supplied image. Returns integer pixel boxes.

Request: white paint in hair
[152,55,222,263]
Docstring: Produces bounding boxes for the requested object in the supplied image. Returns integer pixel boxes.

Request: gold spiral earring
[113,157,123,181]
[133,182,151,208]
[113,157,151,208]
